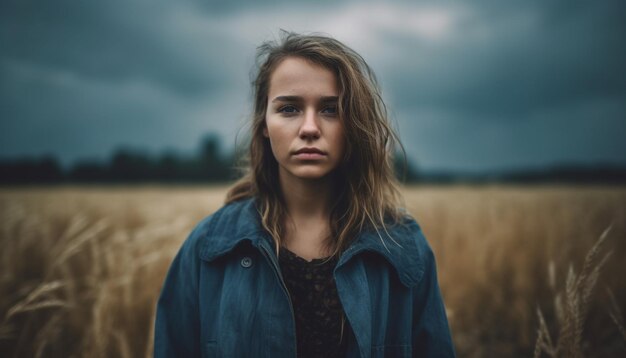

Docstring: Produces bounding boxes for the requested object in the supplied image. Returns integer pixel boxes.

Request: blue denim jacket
[154,198,455,357]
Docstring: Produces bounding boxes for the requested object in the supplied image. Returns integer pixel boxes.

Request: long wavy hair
[226,31,406,258]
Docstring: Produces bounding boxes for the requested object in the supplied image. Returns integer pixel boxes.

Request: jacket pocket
[371,344,410,358]
[204,341,219,357]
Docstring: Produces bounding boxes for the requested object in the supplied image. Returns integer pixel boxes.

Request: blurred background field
[0,185,624,357]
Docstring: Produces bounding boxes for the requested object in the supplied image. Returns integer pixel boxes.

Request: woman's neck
[279,170,334,219]
[278,169,336,260]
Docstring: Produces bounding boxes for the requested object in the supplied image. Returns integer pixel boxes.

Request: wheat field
[0,185,624,357]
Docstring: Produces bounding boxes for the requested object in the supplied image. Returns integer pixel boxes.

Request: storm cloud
[1,0,624,172]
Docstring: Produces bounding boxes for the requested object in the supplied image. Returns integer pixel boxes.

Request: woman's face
[264,57,345,181]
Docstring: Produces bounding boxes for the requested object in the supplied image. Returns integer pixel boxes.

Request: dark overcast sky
[1,0,625,173]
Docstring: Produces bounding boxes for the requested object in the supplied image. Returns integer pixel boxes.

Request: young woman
[155,32,455,358]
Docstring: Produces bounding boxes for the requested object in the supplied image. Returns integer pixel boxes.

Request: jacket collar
[198,198,426,287]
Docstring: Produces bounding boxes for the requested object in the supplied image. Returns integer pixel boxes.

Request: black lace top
[278,247,348,358]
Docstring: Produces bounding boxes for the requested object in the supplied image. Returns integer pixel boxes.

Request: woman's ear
[262,125,269,138]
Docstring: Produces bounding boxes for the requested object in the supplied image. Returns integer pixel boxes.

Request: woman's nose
[298,109,321,139]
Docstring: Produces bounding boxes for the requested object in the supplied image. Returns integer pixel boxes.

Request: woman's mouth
[293,147,326,160]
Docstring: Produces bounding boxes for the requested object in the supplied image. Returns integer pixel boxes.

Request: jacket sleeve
[411,239,456,357]
[154,227,203,358]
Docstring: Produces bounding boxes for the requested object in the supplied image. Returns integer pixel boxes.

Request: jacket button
[241,257,252,268]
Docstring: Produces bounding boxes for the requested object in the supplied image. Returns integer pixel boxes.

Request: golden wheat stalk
[534,225,613,358]
[534,308,556,358]
[5,281,69,320]
[607,288,626,343]
[50,218,109,271]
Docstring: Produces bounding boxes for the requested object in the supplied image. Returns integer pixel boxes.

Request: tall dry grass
[534,227,613,358]
[0,186,225,357]
[0,185,624,357]
[403,185,625,357]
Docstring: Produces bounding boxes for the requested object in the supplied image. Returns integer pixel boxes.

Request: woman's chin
[281,167,335,181]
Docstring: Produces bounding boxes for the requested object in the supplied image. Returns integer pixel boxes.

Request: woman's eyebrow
[272,95,302,103]
[271,95,338,103]
[319,96,339,103]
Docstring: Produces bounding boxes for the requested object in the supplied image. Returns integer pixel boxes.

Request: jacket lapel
[198,199,268,262]
[337,222,427,288]
[334,257,372,358]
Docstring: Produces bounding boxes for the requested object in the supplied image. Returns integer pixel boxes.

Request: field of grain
[0,185,624,357]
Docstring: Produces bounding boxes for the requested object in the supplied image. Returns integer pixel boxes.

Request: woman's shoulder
[190,197,258,237]
[381,211,431,252]
[180,197,260,259]
[345,212,434,287]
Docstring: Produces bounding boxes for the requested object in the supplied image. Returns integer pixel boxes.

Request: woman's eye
[278,105,298,114]
[322,106,337,115]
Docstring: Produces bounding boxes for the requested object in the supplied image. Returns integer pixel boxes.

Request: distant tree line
[413,165,626,185]
[0,135,236,184]
[1,134,625,184]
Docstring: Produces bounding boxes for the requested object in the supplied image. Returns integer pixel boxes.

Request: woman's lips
[293,148,326,160]
[293,152,326,160]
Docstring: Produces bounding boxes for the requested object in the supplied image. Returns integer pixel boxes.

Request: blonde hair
[226,31,406,258]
